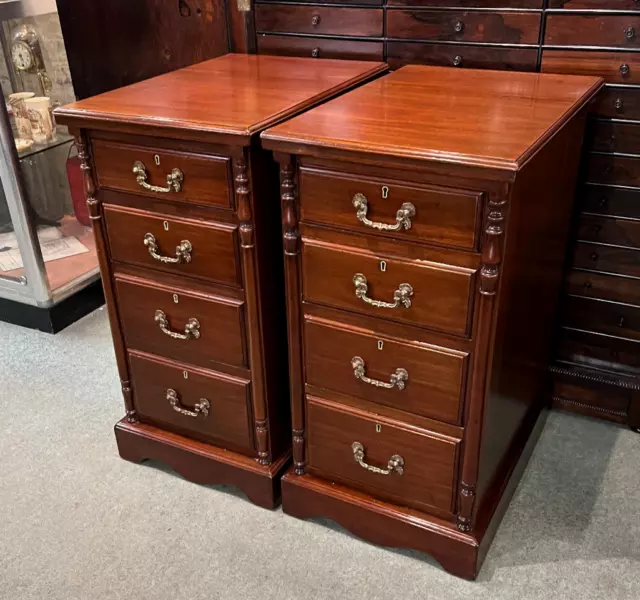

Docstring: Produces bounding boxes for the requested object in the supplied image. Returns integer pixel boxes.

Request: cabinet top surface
[261,65,604,171]
[54,54,387,141]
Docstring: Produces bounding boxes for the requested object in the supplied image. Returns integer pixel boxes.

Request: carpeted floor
[1,307,639,600]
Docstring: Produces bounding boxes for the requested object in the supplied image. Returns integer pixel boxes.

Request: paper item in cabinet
[0,226,63,250]
[0,236,89,271]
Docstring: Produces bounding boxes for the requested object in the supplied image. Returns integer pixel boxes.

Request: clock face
[11,42,34,71]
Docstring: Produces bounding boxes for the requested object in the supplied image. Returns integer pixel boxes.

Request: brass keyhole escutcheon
[183,371,189,379]
[173,294,179,304]
[155,154,161,166]
[380,260,387,272]
[382,186,389,199]
[378,340,384,351]
[163,220,170,231]
[376,424,382,433]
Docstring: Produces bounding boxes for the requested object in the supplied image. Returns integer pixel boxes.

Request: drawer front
[585,153,640,187]
[548,0,640,9]
[104,205,240,286]
[387,10,540,44]
[545,15,640,48]
[306,395,460,513]
[301,238,476,337]
[587,120,640,155]
[259,0,383,4]
[541,50,640,84]
[556,328,640,374]
[387,42,538,71]
[299,167,482,250]
[390,0,542,6]
[580,184,640,219]
[565,269,640,306]
[562,295,640,341]
[573,241,640,277]
[304,317,468,424]
[116,276,247,370]
[257,35,384,61]
[255,5,383,37]
[576,213,640,248]
[92,140,232,208]
[129,352,253,452]
[590,86,640,120]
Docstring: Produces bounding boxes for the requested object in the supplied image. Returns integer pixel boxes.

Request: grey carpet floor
[1,307,639,600]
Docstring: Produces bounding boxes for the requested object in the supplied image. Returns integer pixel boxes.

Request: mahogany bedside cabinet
[54,54,387,509]
[261,65,603,575]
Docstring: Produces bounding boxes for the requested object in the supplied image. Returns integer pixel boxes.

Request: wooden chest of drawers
[262,65,602,578]
[54,54,387,508]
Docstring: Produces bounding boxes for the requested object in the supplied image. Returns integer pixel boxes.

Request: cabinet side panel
[476,113,587,508]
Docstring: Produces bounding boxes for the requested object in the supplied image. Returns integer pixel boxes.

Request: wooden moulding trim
[552,396,628,418]
[550,364,640,391]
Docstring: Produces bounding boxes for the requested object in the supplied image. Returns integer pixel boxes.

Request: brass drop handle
[352,193,416,232]
[351,442,404,476]
[351,356,408,390]
[353,273,413,309]
[155,310,201,340]
[454,20,464,33]
[626,26,636,40]
[144,233,192,264]
[133,160,184,193]
[167,388,210,418]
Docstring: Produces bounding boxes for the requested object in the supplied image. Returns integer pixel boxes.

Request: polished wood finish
[299,166,482,250]
[256,5,383,37]
[103,204,241,286]
[387,43,538,71]
[545,15,640,49]
[590,86,640,120]
[263,65,602,578]
[304,315,469,424]
[257,36,384,61]
[547,0,640,8]
[128,351,253,452]
[56,0,230,99]
[391,0,542,5]
[55,55,387,508]
[541,50,640,84]
[387,10,540,44]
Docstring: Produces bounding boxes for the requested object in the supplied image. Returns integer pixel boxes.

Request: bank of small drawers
[297,159,484,517]
[92,136,256,456]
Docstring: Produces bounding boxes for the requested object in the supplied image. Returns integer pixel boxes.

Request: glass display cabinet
[0,0,102,332]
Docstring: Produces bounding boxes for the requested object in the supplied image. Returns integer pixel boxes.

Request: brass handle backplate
[167,388,210,418]
[351,356,408,390]
[144,233,192,264]
[353,273,413,309]
[351,442,404,476]
[352,193,416,232]
[133,160,184,193]
[155,310,201,340]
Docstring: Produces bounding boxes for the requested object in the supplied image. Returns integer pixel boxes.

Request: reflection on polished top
[54,54,387,141]
[261,65,604,171]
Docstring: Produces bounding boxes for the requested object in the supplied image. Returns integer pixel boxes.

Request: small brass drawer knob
[311,47,320,58]
[620,63,630,77]
[453,55,463,67]
[351,356,408,390]
[626,26,636,40]
[614,97,624,110]
[133,160,184,193]
[352,442,404,476]
[143,233,192,264]
[155,309,201,340]
[311,15,321,26]
[353,273,413,309]
[454,21,464,33]
[167,388,210,418]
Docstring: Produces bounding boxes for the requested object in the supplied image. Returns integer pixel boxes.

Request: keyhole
[155,154,161,166]
[183,371,189,379]
[163,221,169,231]
[375,424,382,433]
[173,294,179,304]
[377,340,384,351]
[380,260,387,272]
[382,186,389,199]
